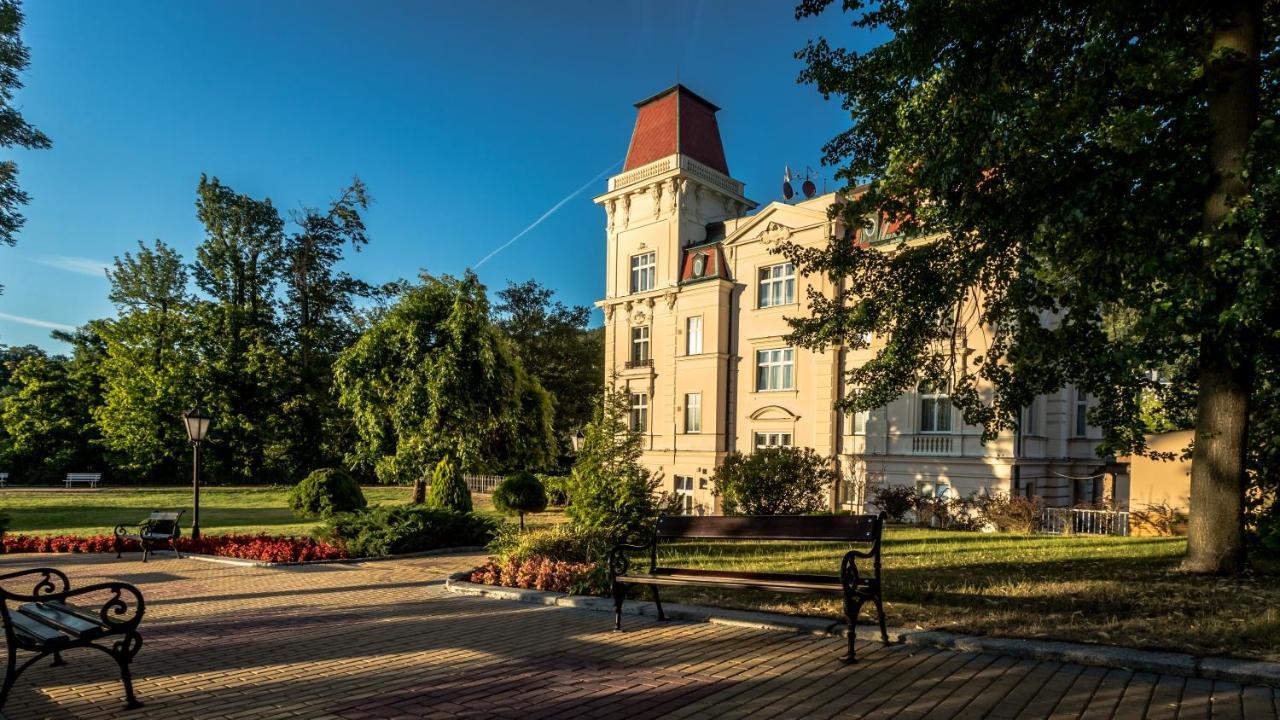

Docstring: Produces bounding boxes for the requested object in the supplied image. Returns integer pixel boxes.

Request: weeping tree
[335,271,555,501]
[789,0,1277,573]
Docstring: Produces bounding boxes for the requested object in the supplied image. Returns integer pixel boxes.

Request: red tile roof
[624,85,730,176]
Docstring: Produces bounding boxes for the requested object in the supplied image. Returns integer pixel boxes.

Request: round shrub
[288,468,367,518]
[492,472,548,529]
[712,447,833,515]
[426,455,472,512]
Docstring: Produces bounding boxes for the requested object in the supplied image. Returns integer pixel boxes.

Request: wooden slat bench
[115,510,184,562]
[0,567,145,710]
[609,513,889,663]
[64,472,102,489]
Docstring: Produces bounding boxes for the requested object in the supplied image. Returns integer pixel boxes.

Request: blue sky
[2,1,876,351]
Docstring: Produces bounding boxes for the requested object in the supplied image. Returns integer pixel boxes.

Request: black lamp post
[182,407,212,540]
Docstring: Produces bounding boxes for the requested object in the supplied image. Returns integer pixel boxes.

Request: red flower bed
[1,533,347,563]
[470,555,597,594]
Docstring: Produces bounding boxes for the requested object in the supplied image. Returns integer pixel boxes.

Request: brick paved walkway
[1,552,1277,719]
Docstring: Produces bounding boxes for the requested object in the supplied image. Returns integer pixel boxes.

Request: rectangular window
[852,409,870,435]
[1075,392,1088,437]
[754,432,793,449]
[919,383,953,433]
[684,393,702,433]
[629,393,648,432]
[686,316,703,355]
[1022,397,1040,436]
[630,252,656,293]
[916,480,952,499]
[674,476,694,515]
[630,326,650,365]
[755,348,795,391]
[758,262,796,308]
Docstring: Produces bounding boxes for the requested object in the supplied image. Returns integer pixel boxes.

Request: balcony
[624,358,654,370]
[911,434,955,456]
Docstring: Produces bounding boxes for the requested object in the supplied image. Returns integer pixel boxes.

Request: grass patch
[633,525,1280,662]
[0,485,566,537]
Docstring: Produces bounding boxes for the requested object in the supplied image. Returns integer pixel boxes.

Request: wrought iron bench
[0,567,145,711]
[64,472,102,489]
[115,511,184,562]
[609,513,889,663]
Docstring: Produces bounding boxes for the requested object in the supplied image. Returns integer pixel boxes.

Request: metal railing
[461,474,504,494]
[1039,507,1130,536]
[624,358,654,369]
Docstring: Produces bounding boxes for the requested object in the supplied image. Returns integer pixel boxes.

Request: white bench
[0,472,7,487]
[64,473,102,489]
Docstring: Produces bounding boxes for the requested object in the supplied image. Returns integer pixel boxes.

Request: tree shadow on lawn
[6,504,311,534]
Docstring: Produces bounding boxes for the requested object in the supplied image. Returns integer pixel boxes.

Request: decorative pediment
[749,405,800,422]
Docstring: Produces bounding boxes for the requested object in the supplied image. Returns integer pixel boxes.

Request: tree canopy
[789,0,1277,572]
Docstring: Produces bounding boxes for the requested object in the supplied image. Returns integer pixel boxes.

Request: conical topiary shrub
[425,455,472,512]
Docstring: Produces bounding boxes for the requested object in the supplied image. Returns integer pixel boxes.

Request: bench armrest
[0,567,71,599]
[6,581,145,631]
[607,542,653,579]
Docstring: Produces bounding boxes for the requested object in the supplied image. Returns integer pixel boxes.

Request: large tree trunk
[1181,0,1261,575]
[1183,348,1251,573]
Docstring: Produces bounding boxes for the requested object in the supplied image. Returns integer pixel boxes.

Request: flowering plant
[470,555,598,594]
[2,532,348,563]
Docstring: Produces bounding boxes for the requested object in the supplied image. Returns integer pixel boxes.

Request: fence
[462,474,504,493]
[1039,507,1130,537]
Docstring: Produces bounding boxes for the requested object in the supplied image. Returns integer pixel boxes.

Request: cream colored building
[595,85,1109,514]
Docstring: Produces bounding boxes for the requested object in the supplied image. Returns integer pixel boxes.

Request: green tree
[712,447,833,516]
[335,271,555,499]
[494,280,604,453]
[567,384,660,541]
[192,175,289,483]
[492,471,548,530]
[280,179,376,476]
[0,354,100,483]
[790,0,1277,573]
[0,0,51,264]
[95,240,198,481]
[425,454,471,511]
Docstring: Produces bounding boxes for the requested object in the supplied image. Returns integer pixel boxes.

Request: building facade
[595,85,1110,514]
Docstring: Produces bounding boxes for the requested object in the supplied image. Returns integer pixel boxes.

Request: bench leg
[113,653,142,709]
[649,584,667,621]
[612,580,626,631]
[873,594,889,644]
[1,646,17,711]
[841,595,867,664]
[50,651,66,667]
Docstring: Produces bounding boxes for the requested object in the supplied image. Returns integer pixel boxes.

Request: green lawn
[642,528,1280,661]
[0,485,566,537]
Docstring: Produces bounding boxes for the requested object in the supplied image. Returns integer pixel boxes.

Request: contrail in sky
[0,311,76,332]
[474,160,622,268]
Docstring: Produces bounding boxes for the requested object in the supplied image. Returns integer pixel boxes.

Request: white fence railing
[1040,508,1130,536]
[462,474,504,493]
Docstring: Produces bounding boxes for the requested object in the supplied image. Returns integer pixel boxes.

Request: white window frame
[916,480,952,499]
[630,252,656,293]
[629,392,648,432]
[684,392,702,434]
[1022,397,1040,436]
[674,475,695,515]
[754,431,793,449]
[686,315,703,355]
[755,348,795,391]
[852,408,870,435]
[758,262,796,308]
[630,325,650,364]
[1074,392,1088,437]
[918,383,953,433]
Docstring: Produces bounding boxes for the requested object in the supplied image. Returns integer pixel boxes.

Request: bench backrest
[66,473,102,480]
[145,511,183,536]
[655,514,883,542]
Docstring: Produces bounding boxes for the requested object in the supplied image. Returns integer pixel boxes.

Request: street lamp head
[183,406,212,443]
